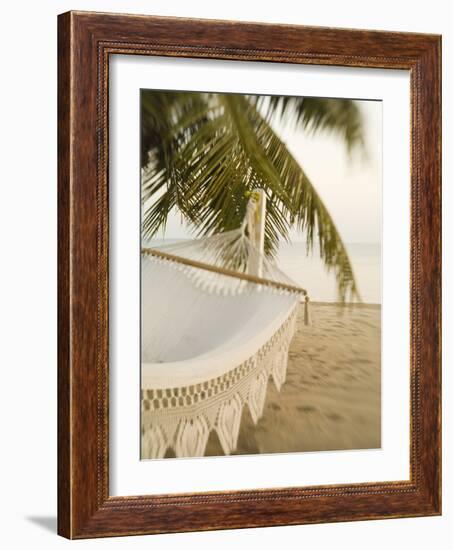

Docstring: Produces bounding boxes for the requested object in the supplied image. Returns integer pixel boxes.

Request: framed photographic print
[58,11,441,538]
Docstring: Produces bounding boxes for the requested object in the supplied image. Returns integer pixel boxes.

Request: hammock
[141,191,309,459]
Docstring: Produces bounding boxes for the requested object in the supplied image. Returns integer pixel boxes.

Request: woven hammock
[141,191,309,459]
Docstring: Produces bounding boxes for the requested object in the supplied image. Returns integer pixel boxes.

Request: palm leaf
[141,90,364,301]
[259,95,364,152]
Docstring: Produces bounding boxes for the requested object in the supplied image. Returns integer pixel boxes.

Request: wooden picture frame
[58,10,441,539]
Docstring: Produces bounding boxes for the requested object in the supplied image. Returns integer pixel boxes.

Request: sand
[205,302,381,456]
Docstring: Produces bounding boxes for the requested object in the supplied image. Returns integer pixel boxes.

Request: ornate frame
[58,11,441,538]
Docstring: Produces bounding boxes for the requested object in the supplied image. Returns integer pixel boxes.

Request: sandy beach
[205,302,381,456]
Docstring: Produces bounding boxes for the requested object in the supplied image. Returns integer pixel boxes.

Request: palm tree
[141,91,364,301]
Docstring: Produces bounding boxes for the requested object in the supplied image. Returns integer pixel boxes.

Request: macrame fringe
[142,227,307,298]
[141,309,298,459]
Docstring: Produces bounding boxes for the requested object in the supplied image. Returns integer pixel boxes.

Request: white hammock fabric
[141,199,308,459]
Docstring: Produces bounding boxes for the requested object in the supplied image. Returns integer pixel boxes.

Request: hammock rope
[142,246,308,296]
[141,192,310,458]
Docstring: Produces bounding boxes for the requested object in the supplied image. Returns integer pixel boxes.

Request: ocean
[276,242,381,304]
[144,239,381,304]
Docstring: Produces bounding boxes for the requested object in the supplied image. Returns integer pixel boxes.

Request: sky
[146,97,382,245]
[275,99,382,244]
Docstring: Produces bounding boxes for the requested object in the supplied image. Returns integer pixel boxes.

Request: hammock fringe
[141,308,298,458]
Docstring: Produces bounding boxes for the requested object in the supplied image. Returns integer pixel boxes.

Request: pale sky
[148,98,382,245]
[280,99,382,244]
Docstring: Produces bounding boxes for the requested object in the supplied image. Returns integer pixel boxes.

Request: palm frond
[259,95,364,152]
[235,98,360,300]
[140,90,364,301]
